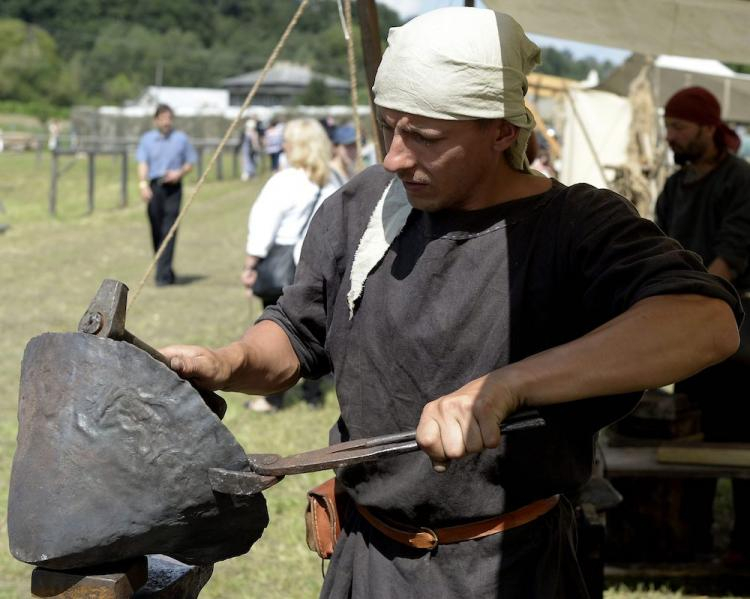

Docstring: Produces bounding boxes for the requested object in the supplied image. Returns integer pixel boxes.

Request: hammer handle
[122,330,228,420]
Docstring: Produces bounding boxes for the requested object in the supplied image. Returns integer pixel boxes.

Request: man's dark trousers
[148,180,181,285]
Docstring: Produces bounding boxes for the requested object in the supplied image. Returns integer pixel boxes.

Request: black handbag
[252,188,321,301]
[252,243,297,301]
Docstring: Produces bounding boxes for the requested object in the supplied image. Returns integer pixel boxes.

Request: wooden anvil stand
[31,555,213,599]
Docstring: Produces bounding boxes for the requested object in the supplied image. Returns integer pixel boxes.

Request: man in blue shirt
[136,104,197,286]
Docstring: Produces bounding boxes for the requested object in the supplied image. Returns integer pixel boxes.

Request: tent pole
[357,0,385,161]
[526,100,561,159]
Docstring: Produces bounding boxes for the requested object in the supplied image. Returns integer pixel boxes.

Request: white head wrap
[373,8,540,171]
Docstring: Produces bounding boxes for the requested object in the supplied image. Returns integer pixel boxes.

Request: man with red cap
[656,85,750,567]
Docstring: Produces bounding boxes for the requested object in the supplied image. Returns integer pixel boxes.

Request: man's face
[336,142,357,166]
[378,108,504,212]
[155,110,174,135]
[665,117,714,165]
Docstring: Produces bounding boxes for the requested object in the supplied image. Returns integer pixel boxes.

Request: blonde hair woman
[241,118,337,412]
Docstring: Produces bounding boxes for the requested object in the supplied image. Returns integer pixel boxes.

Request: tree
[298,77,334,106]
[535,46,615,81]
[0,18,75,105]
[0,0,404,108]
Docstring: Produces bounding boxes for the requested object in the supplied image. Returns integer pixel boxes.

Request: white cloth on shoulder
[347,177,411,318]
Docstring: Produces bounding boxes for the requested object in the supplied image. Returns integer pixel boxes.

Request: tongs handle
[346,408,546,449]
[248,409,546,476]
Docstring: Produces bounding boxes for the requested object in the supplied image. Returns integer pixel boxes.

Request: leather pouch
[305,477,349,559]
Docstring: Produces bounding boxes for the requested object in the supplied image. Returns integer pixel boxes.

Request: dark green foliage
[535,46,615,81]
[0,1,659,108]
[297,77,334,106]
[0,0,401,109]
[724,62,750,74]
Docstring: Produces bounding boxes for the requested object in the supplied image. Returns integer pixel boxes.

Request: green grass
[0,149,745,598]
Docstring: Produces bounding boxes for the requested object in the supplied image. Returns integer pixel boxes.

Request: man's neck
[484,163,553,206]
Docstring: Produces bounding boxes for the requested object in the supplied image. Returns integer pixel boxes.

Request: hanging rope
[128,0,311,310]
[339,0,364,170]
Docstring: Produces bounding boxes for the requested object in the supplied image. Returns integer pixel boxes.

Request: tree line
[0,0,621,119]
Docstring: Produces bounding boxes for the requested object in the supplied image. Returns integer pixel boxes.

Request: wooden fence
[47,138,242,216]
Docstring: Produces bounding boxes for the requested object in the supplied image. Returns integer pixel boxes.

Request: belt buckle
[418,526,439,550]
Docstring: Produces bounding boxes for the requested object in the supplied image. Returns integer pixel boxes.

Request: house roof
[132,86,230,113]
[221,61,349,90]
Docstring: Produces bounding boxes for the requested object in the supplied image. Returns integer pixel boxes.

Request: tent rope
[340,0,364,169]
[128,0,311,310]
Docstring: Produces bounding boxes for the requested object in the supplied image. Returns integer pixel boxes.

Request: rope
[128,0,311,309]
[340,0,364,170]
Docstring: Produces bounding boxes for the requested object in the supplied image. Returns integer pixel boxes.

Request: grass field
[0,149,745,598]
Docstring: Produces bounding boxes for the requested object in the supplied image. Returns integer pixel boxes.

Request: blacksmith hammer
[78,278,227,419]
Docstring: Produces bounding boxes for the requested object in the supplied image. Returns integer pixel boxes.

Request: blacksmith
[656,85,750,567]
[163,9,741,597]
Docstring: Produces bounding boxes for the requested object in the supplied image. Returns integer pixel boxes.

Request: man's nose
[382,133,416,173]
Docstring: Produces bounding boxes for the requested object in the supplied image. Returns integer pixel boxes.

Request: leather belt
[355,494,560,550]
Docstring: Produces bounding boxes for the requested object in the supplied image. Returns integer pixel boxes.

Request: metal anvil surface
[8,332,269,570]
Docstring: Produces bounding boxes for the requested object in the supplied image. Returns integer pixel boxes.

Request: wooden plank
[603,445,750,479]
[32,558,147,598]
[657,442,750,468]
[606,562,750,579]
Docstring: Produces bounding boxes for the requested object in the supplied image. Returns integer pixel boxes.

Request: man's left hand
[162,169,183,184]
[416,373,520,472]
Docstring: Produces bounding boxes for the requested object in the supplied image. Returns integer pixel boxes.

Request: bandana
[372,7,540,171]
[665,86,740,153]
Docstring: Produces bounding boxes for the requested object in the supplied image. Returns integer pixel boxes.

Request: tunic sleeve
[713,164,750,278]
[563,184,742,325]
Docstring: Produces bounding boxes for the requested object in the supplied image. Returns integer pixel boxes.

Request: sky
[377,0,631,65]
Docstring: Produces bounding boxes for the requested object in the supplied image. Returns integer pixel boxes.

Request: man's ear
[492,120,520,152]
[702,123,717,142]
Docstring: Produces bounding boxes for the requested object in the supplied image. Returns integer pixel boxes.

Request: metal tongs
[209,409,546,496]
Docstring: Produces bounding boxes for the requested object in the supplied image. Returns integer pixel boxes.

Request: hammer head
[78,279,128,339]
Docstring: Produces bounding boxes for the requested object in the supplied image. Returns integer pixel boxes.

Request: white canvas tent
[480,0,750,204]
[598,54,750,123]
[558,89,632,190]
[483,0,750,64]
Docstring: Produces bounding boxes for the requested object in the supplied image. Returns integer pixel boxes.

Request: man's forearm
[216,320,301,395]
[501,294,739,411]
[138,163,149,184]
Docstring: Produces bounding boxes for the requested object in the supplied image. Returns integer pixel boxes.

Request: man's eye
[415,135,436,145]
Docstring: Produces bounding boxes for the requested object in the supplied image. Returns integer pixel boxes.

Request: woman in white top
[241,118,337,412]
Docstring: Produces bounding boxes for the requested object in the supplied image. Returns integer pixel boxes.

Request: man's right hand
[160,345,232,391]
[240,267,257,298]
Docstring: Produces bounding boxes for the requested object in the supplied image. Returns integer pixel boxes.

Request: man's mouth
[401,179,429,191]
